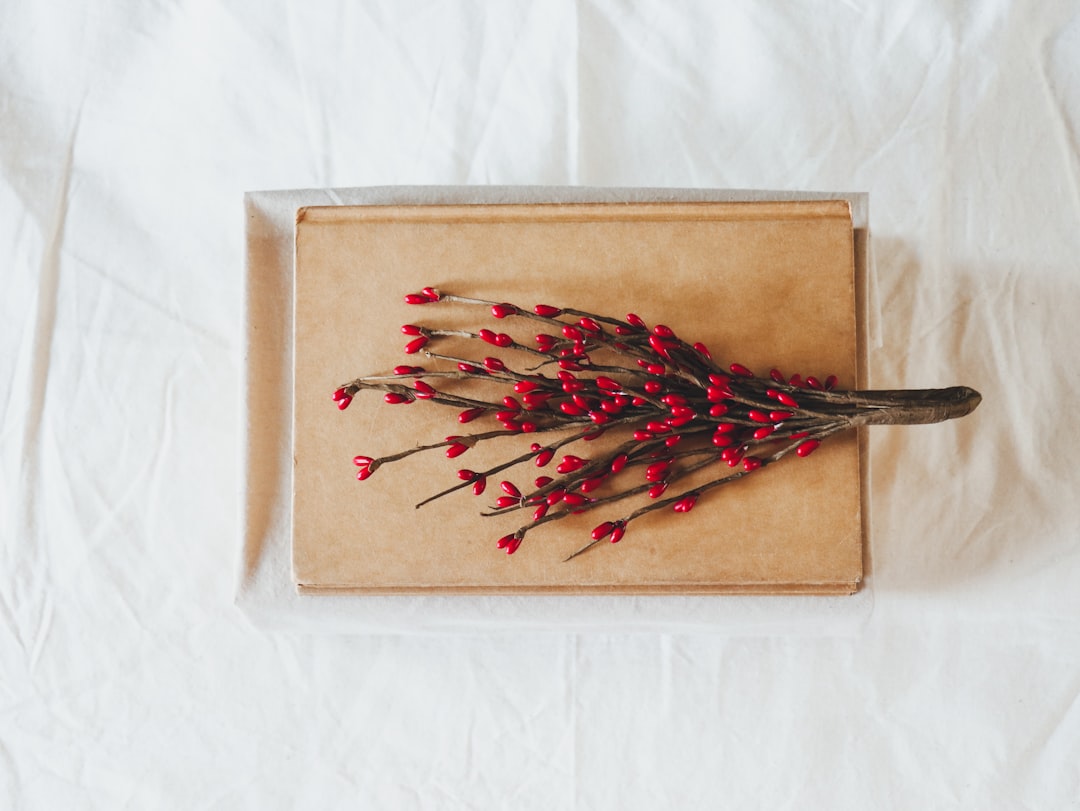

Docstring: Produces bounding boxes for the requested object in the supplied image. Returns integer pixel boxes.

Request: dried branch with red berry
[333,287,981,560]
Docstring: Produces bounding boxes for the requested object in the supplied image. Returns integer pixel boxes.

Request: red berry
[643,380,663,394]
[479,328,499,345]
[625,313,646,328]
[596,376,621,391]
[404,293,431,304]
[332,387,349,401]
[776,391,800,408]
[769,411,794,422]
[393,365,424,376]
[611,453,629,473]
[609,524,625,543]
[495,496,519,509]
[753,425,776,439]
[472,478,487,496]
[673,494,698,513]
[534,304,562,318]
[712,432,733,448]
[633,430,654,442]
[514,380,541,393]
[505,537,522,555]
[353,455,372,467]
[403,336,429,354]
[500,481,521,498]
[806,376,823,390]
[401,324,423,335]
[562,493,588,506]
[824,375,838,390]
[692,342,712,360]
[384,392,412,404]
[535,448,555,467]
[491,303,518,318]
[742,457,762,472]
[648,482,668,499]
[413,380,436,398]
[446,443,468,458]
[483,357,506,372]
[591,522,616,541]
[581,476,605,493]
[770,369,785,383]
[729,363,753,378]
[532,503,548,521]
[556,455,586,474]
[336,395,353,410]
[708,404,729,417]
[653,324,675,338]
[356,467,372,480]
[796,439,821,457]
[458,407,485,423]
[748,410,770,423]
[579,317,602,333]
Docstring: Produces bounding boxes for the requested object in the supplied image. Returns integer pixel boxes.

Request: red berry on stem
[709,404,729,417]
[384,392,412,404]
[332,387,348,401]
[534,304,562,318]
[404,336,429,354]
[495,496,519,509]
[458,407,485,423]
[404,293,431,304]
[625,313,646,328]
[609,524,625,543]
[796,439,821,457]
[753,425,776,439]
[673,494,698,513]
[401,324,423,335]
[776,391,800,408]
[505,537,522,555]
[472,478,487,496]
[337,395,353,410]
[556,455,586,474]
[643,380,663,394]
[579,317,602,333]
[611,453,629,473]
[446,443,468,458]
[414,380,436,398]
[353,455,372,467]
[491,303,518,319]
[824,375,838,390]
[653,324,675,338]
[742,456,762,472]
[648,482,668,499]
[591,522,616,541]
[693,342,712,359]
[730,363,753,378]
[535,448,555,467]
[533,503,548,521]
[500,481,521,498]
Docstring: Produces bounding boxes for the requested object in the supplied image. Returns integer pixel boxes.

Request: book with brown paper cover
[293,201,863,594]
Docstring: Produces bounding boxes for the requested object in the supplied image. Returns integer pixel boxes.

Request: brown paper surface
[293,201,861,594]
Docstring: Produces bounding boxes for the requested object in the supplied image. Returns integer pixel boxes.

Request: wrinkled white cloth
[3,1,1079,807]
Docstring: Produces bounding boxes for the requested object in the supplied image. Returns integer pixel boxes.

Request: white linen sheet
[3,2,1079,807]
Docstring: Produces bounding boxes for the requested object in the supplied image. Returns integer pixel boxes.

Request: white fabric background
[3,1,1079,807]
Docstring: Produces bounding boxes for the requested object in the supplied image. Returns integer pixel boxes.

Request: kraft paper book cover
[293,200,863,594]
